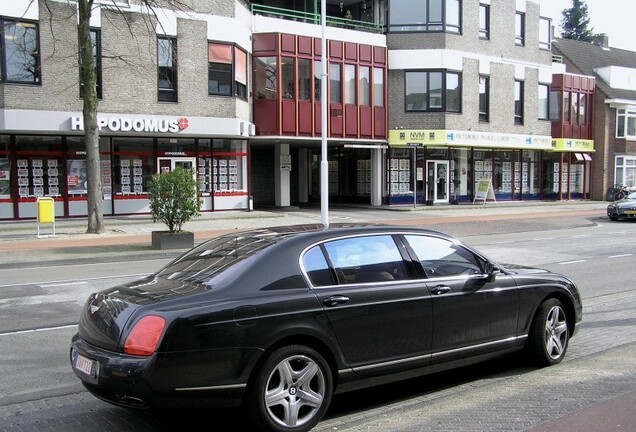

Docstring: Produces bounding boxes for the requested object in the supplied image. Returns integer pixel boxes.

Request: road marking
[0,273,151,289]
[559,260,587,265]
[40,281,86,288]
[609,254,633,259]
[0,324,77,337]
[572,234,592,238]
[532,237,556,241]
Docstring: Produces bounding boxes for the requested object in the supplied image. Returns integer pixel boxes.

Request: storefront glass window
[314,60,322,101]
[211,139,247,192]
[450,148,468,201]
[521,150,540,198]
[0,136,10,198]
[15,136,62,198]
[493,151,513,197]
[472,150,492,196]
[112,138,153,195]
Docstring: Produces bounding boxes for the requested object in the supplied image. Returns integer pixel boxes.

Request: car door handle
[323,295,350,307]
[430,285,451,295]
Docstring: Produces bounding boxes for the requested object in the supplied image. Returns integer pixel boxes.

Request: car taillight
[123,315,166,356]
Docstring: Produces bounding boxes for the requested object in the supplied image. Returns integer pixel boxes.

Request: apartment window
[344,64,356,104]
[157,37,177,102]
[405,70,461,112]
[208,43,232,96]
[515,12,525,46]
[0,19,40,84]
[373,67,384,107]
[479,75,489,122]
[235,47,247,99]
[514,80,524,125]
[538,84,549,120]
[253,56,277,100]
[479,4,490,39]
[578,94,586,125]
[563,92,571,123]
[298,58,311,101]
[330,63,341,104]
[314,60,322,101]
[79,29,102,99]
[539,17,551,50]
[359,66,370,106]
[389,0,461,34]
[615,156,636,188]
[616,109,636,138]
[281,57,294,99]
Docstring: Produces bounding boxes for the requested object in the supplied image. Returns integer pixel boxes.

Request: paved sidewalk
[0,200,609,266]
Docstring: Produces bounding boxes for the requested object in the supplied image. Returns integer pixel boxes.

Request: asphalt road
[0,204,634,432]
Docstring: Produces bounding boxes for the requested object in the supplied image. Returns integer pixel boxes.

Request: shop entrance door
[426,160,449,203]
[157,157,196,174]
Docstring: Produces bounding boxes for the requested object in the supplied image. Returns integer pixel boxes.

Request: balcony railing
[251,4,384,33]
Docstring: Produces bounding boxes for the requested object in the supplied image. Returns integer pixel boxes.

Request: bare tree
[26,0,192,234]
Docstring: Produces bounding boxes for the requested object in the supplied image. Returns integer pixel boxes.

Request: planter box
[151,231,194,250]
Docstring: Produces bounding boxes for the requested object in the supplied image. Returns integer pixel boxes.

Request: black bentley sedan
[70,224,582,432]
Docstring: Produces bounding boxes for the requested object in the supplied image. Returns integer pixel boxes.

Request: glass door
[157,157,196,174]
[426,160,449,203]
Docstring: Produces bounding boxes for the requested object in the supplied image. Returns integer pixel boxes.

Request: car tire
[246,345,333,432]
[609,216,619,221]
[527,298,569,367]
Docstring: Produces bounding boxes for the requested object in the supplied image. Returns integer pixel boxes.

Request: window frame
[515,12,525,46]
[616,109,636,139]
[404,69,462,113]
[539,17,551,50]
[0,18,41,84]
[79,28,102,99]
[388,0,461,34]
[479,3,490,40]
[514,80,524,125]
[479,75,489,122]
[538,83,550,121]
[157,36,178,102]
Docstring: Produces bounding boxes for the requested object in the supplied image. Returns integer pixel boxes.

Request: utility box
[36,197,56,237]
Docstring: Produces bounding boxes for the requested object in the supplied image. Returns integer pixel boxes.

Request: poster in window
[32,168,43,177]
[67,160,88,194]
[18,169,28,177]
[483,160,492,172]
[103,186,112,200]
[134,184,143,193]
[475,160,484,171]
[0,159,9,197]
[121,159,130,167]
[48,168,58,177]
[133,167,142,176]
[133,159,142,167]
[18,159,28,168]
[48,177,59,186]
[18,178,29,186]
[19,187,29,197]
[219,159,227,166]
[229,159,237,167]
[121,176,130,185]
[32,160,43,168]
[134,177,143,185]
[34,187,44,196]
[48,159,58,168]
[230,183,237,190]
[122,185,131,193]
[503,162,511,172]
[121,167,130,176]
[49,187,59,195]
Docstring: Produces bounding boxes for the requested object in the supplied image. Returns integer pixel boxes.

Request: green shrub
[148,167,201,233]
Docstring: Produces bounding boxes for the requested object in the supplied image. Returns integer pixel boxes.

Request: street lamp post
[320,0,329,228]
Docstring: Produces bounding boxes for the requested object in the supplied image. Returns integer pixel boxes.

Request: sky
[538,0,634,51]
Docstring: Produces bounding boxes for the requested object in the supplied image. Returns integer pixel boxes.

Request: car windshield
[627,192,636,200]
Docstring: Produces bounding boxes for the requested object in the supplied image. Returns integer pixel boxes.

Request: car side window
[322,235,409,284]
[404,235,483,278]
[302,246,335,287]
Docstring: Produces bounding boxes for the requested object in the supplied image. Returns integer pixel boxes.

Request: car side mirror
[483,261,500,283]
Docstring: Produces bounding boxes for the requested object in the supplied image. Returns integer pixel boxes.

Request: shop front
[386,129,594,205]
[0,110,252,220]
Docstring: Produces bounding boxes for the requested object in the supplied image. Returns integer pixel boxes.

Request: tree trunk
[78,0,105,234]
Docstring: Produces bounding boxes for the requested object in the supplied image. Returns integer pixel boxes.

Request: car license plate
[625,210,636,215]
[74,352,96,378]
